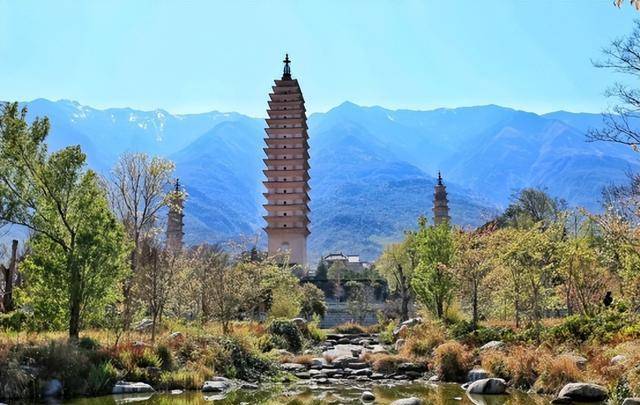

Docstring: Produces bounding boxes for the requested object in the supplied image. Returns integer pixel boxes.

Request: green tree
[300,282,327,319]
[499,224,561,325]
[453,230,492,330]
[411,219,456,319]
[0,103,128,339]
[377,232,418,321]
[498,188,564,229]
[345,280,375,324]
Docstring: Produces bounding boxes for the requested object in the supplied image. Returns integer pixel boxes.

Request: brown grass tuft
[432,341,471,382]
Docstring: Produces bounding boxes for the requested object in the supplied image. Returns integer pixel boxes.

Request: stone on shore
[623,398,640,405]
[281,362,307,372]
[390,398,423,405]
[479,341,504,351]
[291,317,307,328]
[555,383,608,403]
[466,378,508,395]
[361,391,376,401]
[202,377,233,393]
[43,379,63,397]
[560,354,588,370]
[467,368,490,382]
[112,381,155,394]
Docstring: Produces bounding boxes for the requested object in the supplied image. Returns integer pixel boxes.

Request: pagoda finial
[174,177,180,192]
[437,171,443,186]
[282,53,292,80]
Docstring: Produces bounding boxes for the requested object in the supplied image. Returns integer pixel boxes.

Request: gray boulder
[395,338,406,351]
[112,381,155,394]
[556,383,608,403]
[361,391,376,401]
[291,317,307,328]
[202,378,233,393]
[135,318,154,331]
[390,398,423,405]
[168,331,183,340]
[393,324,409,337]
[479,341,504,351]
[43,379,63,397]
[398,362,427,373]
[466,378,508,395]
[623,398,640,405]
[281,362,307,372]
[611,354,627,365]
[467,368,490,382]
[560,354,588,370]
[332,355,360,368]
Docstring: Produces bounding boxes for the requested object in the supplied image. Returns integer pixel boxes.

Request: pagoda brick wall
[263,77,310,265]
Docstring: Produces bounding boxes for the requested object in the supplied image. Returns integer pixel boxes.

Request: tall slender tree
[107,152,174,329]
[0,102,128,338]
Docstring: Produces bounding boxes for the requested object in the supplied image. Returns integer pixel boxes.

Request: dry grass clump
[334,322,367,334]
[432,341,472,382]
[362,353,410,374]
[323,353,336,364]
[504,345,541,389]
[400,321,446,358]
[481,349,510,380]
[534,354,583,395]
[290,354,314,366]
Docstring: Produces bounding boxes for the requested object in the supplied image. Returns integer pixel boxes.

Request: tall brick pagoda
[263,54,310,265]
[166,178,185,253]
[433,171,450,226]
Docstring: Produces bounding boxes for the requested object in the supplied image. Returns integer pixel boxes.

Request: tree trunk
[400,288,410,322]
[472,280,479,330]
[69,267,82,340]
[151,311,157,342]
[2,240,18,312]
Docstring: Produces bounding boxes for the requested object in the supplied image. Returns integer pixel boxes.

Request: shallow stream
[57,382,549,405]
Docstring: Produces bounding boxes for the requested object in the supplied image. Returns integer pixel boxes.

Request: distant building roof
[347,255,360,263]
[324,253,348,262]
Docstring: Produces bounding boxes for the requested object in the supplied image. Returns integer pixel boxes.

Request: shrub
[400,321,446,358]
[378,322,396,345]
[155,345,174,371]
[366,354,409,374]
[158,365,213,390]
[0,311,28,331]
[207,336,274,381]
[86,361,118,395]
[432,341,471,382]
[78,336,101,351]
[481,350,510,380]
[0,359,34,399]
[268,319,303,353]
[305,315,326,342]
[334,322,366,334]
[534,355,582,394]
[505,346,540,389]
[137,349,162,368]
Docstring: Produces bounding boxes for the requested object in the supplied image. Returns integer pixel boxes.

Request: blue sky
[0,1,638,116]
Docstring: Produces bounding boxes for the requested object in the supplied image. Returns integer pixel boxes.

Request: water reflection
[58,382,550,405]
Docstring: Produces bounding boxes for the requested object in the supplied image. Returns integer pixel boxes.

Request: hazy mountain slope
[9,99,639,262]
[171,118,264,243]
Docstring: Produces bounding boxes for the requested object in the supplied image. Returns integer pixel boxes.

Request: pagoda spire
[282,53,292,80]
[433,171,450,226]
[166,178,185,253]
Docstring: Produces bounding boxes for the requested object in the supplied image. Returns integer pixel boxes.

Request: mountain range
[6,98,639,264]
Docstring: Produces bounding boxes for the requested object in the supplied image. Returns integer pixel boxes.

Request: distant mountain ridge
[8,98,639,263]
